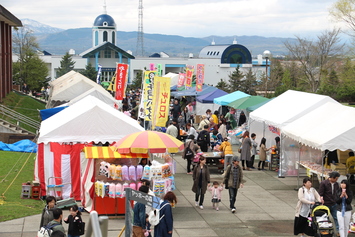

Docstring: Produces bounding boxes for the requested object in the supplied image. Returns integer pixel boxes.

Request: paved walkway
[0,151,305,237]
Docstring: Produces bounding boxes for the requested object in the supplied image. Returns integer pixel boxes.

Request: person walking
[294,177,321,237]
[197,125,210,152]
[336,179,353,237]
[240,131,252,171]
[223,156,244,213]
[183,135,198,174]
[258,137,270,170]
[207,181,224,211]
[154,191,177,237]
[318,171,340,233]
[219,137,234,172]
[47,208,66,235]
[192,156,210,210]
[64,205,83,237]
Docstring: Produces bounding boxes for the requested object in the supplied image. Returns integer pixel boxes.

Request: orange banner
[115,63,128,100]
[185,65,194,89]
[196,64,204,92]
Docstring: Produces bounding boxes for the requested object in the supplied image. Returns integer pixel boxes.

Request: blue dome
[93,14,115,27]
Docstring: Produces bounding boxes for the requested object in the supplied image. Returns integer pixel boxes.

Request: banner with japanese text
[115,63,128,100]
[177,73,186,88]
[143,71,156,121]
[185,65,194,89]
[196,64,204,92]
[149,63,155,71]
[157,64,162,76]
[152,77,171,128]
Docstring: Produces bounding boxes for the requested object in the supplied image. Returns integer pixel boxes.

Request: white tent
[47,71,107,108]
[163,72,179,86]
[282,102,355,151]
[38,95,144,144]
[249,90,339,129]
[67,87,119,108]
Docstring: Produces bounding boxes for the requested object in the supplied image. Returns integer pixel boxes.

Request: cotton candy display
[115,183,122,198]
[121,165,129,181]
[142,166,150,180]
[129,182,136,190]
[104,183,110,197]
[122,182,129,198]
[114,165,122,181]
[129,166,136,181]
[109,164,116,179]
[136,165,143,180]
[137,181,142,191]
[109,183,116,198]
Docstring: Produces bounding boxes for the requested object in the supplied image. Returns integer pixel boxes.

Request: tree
[12,27,49,91]
[330,0,355,37]
[337,58,355,101]
[82,63,97,82]
[216,79,230,93]
[284,28,344,92]
[227,66,244,92]
[241,68,258,95]
[129,70,143,90]
[317,69,340,99]
[275,69,294,96]
[56,52,76,78]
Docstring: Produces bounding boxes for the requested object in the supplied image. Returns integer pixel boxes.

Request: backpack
[148,202,170,226]
[197,131,208,143]
[37,223,60,237]
[184,141,194,159]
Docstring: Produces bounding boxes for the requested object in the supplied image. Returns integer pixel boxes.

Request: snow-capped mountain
[20,18,65,35]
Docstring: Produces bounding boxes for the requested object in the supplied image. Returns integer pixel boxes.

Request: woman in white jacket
[294,177,321,237]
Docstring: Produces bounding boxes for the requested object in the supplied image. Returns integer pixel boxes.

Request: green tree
[318,69,339,99]
[330,0,355,37]
[82,63,97,82]
[275,69,293,96]
[227,66,244,92]
[56,52,76,78]
[12,27,49,91]
[128,70,143,90]
[337,58,355,101]
[216,79,230,93]
[241,68,258,95]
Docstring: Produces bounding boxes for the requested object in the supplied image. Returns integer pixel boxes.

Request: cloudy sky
[2,0,345,39]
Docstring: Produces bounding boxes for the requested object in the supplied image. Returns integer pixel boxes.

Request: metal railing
[0,104,40,133]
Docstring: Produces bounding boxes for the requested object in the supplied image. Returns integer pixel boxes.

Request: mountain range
[19,19,296,57]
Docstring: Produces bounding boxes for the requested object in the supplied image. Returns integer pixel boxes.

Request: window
[112,32,115,44]
[103,31,108,42]
[104,49,111,58]
[95,31,98,46]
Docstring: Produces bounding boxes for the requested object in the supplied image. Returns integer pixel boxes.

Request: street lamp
[263,50,271,97]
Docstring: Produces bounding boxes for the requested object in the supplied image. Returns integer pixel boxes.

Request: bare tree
[284,28,344,92]
[330,0,355,37]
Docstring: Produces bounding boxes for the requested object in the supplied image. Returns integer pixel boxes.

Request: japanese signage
[177,73,186,88]
[126,188,161,208]
[157,64,162,76]
[149,63,155,71]
[185,65,194,89]
[143,71,156,121]
[153,77,171,128]
[196,64,204,92]
[115,63,128,100]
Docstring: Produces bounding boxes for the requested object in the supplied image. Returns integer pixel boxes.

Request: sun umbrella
[227,96,269,110]
[112,131,184,154]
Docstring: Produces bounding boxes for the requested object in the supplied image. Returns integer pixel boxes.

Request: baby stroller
[311,205,336,237]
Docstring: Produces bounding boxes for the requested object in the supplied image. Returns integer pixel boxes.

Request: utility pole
[136,0,144,57]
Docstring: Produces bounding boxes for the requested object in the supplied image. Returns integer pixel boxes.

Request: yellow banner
[152,77,171,128]
[143,71,156,121]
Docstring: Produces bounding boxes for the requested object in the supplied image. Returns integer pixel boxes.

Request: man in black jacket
[197,125,210,152]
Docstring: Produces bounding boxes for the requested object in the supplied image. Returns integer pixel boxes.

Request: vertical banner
[149,63,155,71]
[152,77,171,128]
[143,71,156,121]
[177,73,186,88]
[115,63,128,100]
[196,64,205,92]
[185,65,194,89]
[96,64,102,84]
[157,64,162,77]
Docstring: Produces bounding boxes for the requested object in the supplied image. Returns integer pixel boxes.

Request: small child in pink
[208,181,223,211]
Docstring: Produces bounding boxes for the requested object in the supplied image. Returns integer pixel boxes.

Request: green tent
[227,95,269,110]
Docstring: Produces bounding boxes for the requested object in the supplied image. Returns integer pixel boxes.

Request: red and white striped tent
[35,95,144,200]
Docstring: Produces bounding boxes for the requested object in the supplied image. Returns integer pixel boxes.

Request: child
[64,205,83,237]
[207,181,223,211]
[144,214,152,237]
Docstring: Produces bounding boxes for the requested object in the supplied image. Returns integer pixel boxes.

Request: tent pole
[296,143,301,191]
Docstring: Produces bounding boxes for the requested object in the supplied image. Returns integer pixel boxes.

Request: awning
[84,146,149,159]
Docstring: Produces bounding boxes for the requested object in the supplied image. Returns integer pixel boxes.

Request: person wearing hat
[223,156,245,213]
[318,171,341,233]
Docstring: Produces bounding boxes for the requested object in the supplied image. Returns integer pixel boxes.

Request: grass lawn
[0,151,43,222]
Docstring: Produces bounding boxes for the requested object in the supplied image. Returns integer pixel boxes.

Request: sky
[2,0,347,39]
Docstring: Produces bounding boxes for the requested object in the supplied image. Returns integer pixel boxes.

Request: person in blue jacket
[133,186,149,237]
[154,191,177,237]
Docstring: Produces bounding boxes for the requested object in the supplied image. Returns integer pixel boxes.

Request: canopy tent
[67,87,119,108]
[228,96,269,110]
[196,89,228,103]
[213,91,250,106]
[249,90,339,129]
[38,95,143,144]
[47,71,108,108]
[246,98,273,112]
[171,85,217,97]
[35,95,144,200]
[40,106,68,121]
[163,73,179,86]
[282,102,355,151]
